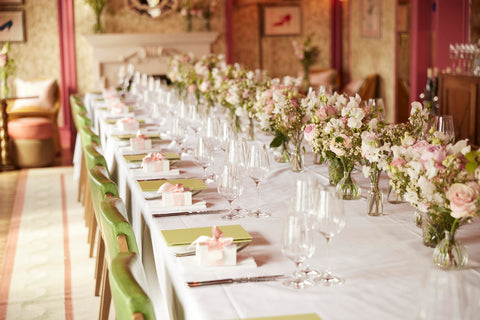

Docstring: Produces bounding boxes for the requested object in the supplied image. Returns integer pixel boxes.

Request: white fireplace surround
[85,32,219,89]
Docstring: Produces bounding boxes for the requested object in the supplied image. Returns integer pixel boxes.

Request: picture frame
[360,0,381,38]
[0,11,25,42]
[0,0,24,4]
[262,4,301,37]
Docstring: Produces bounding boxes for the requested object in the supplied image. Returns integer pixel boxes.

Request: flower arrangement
[0,41,16,99]
[167,53,198,97]
[292,34,320,91]
[85,0,107,33]
[180,0,218,31]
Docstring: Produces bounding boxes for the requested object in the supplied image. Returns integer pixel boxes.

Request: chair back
[88,165,119,229]
[84,142,108,171]
[74,111,93,131]
[99,196,139,262]
[109,252,156,320]
[79,125,101,148]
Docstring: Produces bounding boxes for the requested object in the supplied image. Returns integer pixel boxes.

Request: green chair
[109,252,156,320]
[96,196,140,320]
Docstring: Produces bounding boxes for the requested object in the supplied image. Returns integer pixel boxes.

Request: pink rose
[412,140,430,152]
[304,124,315,142]
[316,107,327,120]
[420,145,446,168]
[326,105,337,116]
[446,182,480,218]
[390,157,406,169]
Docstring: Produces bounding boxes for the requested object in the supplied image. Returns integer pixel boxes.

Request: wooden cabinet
[438,73,480,146]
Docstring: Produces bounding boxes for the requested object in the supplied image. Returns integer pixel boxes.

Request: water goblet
[312,186,346,286]
[217,165,244,220]
[435,115,455,143]
[281,212,315,289]
[246,142,270,218]
[193,136,214,183]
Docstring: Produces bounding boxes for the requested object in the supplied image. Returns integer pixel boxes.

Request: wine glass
[193,136,214,182]
[225,138,248,214]
[217,165,244,220]
[312,186,346,286]
[246,142,270,218]
[219,122,236,151]
[281,212,315,289]
[435,115,455,143]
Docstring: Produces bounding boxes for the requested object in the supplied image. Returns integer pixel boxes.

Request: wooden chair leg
[99,262,111,320]
[78,156,86,203]
[84,183,91,228]
[94,235,104,297]
[89,217,97,258]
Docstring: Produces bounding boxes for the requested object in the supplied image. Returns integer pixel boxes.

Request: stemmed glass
[193,136,214,183]
[246,142,270,218]
[217,165,244,220]
[434,115,455,144]
[281,211,315,289]
[169,118,187,155]
[312,186,346,286]
[219,122,236,152]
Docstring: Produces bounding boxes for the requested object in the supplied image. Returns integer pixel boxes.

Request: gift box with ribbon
[116,116,139,131]
[130,130,152,151]
[191,226,237,266]
[159,182,192,206]
[142,152,170,172]
[109,100,129,114]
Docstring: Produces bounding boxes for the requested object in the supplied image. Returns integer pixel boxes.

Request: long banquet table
[81,93,480,320]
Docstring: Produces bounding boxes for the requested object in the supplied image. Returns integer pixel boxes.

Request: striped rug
[0,167,100,320]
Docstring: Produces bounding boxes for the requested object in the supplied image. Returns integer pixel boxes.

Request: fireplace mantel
[85,32,219,89]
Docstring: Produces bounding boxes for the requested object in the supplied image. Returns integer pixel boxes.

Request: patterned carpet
[0,167,100,320]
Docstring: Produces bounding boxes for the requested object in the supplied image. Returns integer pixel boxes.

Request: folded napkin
[130,168,180,180]
[138,178,207,192]
[148,199,207,215]
[178,255,257,274]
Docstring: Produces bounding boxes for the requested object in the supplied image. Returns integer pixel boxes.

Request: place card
[137,178,208,192]
[161,225,252,247]
[124,153,180,163]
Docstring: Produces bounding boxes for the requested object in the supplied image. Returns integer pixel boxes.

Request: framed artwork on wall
[262,4,301,37]
[0,11,25,42]
[0,0,23,4]
[360,0,381,38]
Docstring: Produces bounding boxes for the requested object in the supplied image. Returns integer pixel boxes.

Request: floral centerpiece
[254,76,315,171]
[0,41,16,99]
[167,53,197,98]
[180,0,218,31]
[292,34,319,91]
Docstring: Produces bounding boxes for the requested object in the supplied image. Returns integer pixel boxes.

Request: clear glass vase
[367,170,383,216]
[387,185,405,204]
[433,230,468,270]
[289,133,304,173]
[336,167,361,200]
[327,157,343,186]
[414,209,423,228]
[273,141,290,163]
[422,211,444,248]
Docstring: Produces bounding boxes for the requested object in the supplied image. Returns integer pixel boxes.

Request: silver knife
[186,275,284,287]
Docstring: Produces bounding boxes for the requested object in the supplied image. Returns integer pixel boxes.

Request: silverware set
[186,275,285,287]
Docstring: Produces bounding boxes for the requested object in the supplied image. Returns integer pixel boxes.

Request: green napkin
[113,133,160,140]
[161,225,252,246]
[124,153,180,163]
[234,314,321,320]
[104,118,146,125]
[138,178,207,192]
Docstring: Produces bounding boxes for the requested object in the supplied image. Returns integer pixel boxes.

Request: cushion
[343,78,364,97]
[10,78,57,111]
[310,69,336,88]
[8,117,54,140]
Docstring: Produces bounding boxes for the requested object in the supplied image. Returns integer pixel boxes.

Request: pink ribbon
[143,152,167,163]
[191,226,234,250]
[135,130,147,140]
[159,182,187,193]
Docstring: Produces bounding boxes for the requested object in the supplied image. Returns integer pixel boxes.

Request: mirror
[127,0,179,18]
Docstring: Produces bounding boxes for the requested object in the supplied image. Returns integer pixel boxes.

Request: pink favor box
[195,243,237,266]
[162,191,192,206]
[142,159,169,172]
[130,137,152,150]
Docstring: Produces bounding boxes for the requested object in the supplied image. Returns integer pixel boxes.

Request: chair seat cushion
[8,117,54,140]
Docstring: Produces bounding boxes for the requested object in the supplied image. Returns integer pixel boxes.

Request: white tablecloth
[83,93,480,320]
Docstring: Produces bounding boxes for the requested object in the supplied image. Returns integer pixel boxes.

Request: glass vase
[273,141,290,163]
[433,230,468,270]
[0,77,9,99]
[289,133,304,173]
[367,170,383,216]
[421,211,444,248]
[327,157,343,186]
[387,185,405,204]
[414,209,423,228]
[336,166,361,200]
[247,116,255,141]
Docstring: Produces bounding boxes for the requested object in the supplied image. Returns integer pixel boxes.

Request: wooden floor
[0,147,73,271]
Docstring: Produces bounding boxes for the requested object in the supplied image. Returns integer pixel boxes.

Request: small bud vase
[367,170,383,216]
[273,141,290,163]
[289,132,304,173]
[387,185,405,204]
[433,230,468,270]
[327,157,343,186]
[336,166,361,200]
[421,211,444,248]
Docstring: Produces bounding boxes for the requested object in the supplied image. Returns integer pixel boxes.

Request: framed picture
[0,11,25,42]
[360,0,381,38]
[0,0,24,4]
[262,5,301,37]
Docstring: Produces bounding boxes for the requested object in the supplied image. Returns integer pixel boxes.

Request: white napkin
[148,199,208,215]
[130,168,180,180]
[178,255,257,278]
